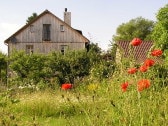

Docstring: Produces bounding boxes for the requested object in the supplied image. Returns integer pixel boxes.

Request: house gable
[4,10,89,44]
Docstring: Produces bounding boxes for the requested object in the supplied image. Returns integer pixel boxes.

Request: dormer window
[43,24,51,41]
[60,25,64,32]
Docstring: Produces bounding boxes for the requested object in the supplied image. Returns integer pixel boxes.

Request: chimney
[64,8,71,26]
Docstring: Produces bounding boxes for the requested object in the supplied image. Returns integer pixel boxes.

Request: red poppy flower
[61,83,73,90]
[127,68,137,74]
[144,59,155,67]
[130,38,142,46]
[137,79,150,92]
[151,49,163,57]
[139,65,148,72]
[121,82,129,92]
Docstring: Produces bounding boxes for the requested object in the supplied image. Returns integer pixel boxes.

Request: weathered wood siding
[8,13,88,54]
[8,42,85,55]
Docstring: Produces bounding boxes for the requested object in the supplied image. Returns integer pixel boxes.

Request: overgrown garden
[0,4,168,126]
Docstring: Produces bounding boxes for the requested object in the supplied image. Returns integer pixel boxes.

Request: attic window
[60,25,64,32]
[43,24,51,41]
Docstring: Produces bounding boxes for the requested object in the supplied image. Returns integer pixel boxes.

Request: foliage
[113,17,155,42]
[0,52,7,69]
[151,4,168,84]
[1,41,168,125]
[8,47,108,87]
[88,42,101,54]
[90,60,115,81]
[26,12,38,24]
[47,50,91,84]
[109,42,117,60]
[150,63,168,87]
[151,4,168,56]
[9,51,47,82]
[0,52,7,84]
[68,51,90,78]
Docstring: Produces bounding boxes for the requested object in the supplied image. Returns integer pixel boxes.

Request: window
[26,45,33,54]
[43,24,51,41]
[29,25,34,33]
[60,45,68,55]
[60,25,64,32]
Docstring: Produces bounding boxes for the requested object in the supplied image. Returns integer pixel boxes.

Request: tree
[87,43,102,66]
[150,4,168,86]
[0,52,7,84]
[151,4,168,55]
[26,13,38,24]
[112,17,155,42]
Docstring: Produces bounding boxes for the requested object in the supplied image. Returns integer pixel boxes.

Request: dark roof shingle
[117,41,153,63]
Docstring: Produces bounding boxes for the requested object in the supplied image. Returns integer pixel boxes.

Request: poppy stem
[138,92,143,126]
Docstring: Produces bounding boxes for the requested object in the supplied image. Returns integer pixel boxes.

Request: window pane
[43,24,51,41]
[60,25,64,31]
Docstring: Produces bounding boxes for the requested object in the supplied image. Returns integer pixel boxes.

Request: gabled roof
[4,9,89,43]
[117,41,154,63]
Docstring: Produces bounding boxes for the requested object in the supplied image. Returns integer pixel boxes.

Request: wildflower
[61,83,73,90]
[130,38,142,46]
[121,82,129,92]
[88,84,98,91]
[144,59,155,67]
[137,79,150,92]
[151,49,162,57]
[127,68,137,74]
[139,65,148,72]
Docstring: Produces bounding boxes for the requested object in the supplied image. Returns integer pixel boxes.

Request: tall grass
[0,77,167,126]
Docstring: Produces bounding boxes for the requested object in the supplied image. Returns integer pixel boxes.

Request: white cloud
[0,23,21,54]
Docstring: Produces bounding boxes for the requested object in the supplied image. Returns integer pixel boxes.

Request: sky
[0,0,167,54]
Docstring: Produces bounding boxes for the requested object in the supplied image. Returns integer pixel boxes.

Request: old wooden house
[4,9,90,55]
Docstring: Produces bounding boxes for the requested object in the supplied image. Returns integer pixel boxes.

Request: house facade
[4,9,89,55]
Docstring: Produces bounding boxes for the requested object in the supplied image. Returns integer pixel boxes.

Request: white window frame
[60,25,64,32]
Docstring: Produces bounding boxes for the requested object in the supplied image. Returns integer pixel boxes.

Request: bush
[8,49,103,88]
